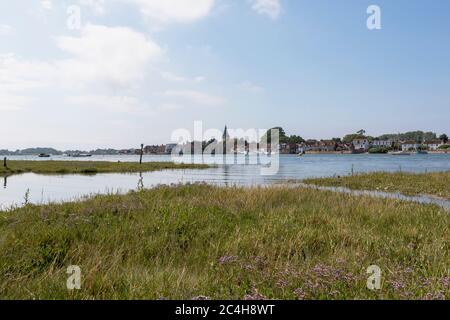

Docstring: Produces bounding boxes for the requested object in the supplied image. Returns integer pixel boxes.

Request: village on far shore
[1,129,449,157]
[140,128,449,156]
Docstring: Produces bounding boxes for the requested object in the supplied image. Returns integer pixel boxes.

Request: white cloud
[55,24,163,87]
[240,80,264,93]
[0,53,56,92]
[1,25,163,92]
[75,0,216,25]
[249,0,281,20]
[0,94,32,111]
[0,25,13,36]
[128,0,215,24]
[0,53,56,113]
[161,71,205,83]
[78,0,106,15]
[194,76,206,83]
[0,25,164,114]
[157,103,184,112]
[164,90,226,106]
[65,95,144,113]
[40,0,53,10]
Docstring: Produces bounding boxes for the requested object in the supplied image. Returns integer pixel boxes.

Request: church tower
[222,125,230,155]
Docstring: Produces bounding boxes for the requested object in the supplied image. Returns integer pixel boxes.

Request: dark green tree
[288,135,305,144]
[260,127,288,144]
[343,134,360,143]
[357,129,366,136]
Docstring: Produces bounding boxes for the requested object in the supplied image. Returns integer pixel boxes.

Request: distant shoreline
[1,150,449,157]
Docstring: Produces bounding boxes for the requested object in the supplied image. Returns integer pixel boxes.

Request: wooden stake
[140,144,144,164]
[3,157,6,168]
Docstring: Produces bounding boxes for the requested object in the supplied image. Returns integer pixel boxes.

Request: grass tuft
[0,184,448,300]
[0,160,210,176]
[304,171,450,200]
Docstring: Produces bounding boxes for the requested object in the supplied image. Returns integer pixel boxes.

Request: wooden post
[3,157,6,168]
[140,144,144,164]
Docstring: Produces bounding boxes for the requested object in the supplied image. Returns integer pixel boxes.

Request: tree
[368,147,389,154]
[378,131,437,142]
[439,134,448,143]
[260,127,288,144]
[332,137,342,143]
[343,134,360,143]
[288,135,305,144]
[357,129,366,136]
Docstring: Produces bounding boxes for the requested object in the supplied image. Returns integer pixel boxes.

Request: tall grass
[0,160,209,176]
[304,171,450,200]
[0,185,448,300]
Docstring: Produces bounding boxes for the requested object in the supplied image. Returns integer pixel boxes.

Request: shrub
[368,147,389,154]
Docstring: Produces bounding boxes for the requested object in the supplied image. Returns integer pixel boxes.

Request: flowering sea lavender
[293,288,306,300]
[243,288,267,300]
[218,255,238,265]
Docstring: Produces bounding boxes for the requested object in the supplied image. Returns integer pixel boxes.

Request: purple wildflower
[294,288,306,300]
[218,255,238,265]
[243,288,267,301]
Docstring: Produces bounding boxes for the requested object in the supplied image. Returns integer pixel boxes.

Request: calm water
[1,154,449,209]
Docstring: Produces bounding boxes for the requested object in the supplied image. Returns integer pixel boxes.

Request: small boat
[70,153,92,158]
[417,150,428,155]
[38,153,51,158]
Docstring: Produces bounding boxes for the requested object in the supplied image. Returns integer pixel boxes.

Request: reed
[0,160,209,176]
[304,171,450,200]
[0,184,448,299]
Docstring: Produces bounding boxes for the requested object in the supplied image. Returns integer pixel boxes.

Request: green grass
[304,171,450,200]
[0,160,209,176]
[0,185,448,300]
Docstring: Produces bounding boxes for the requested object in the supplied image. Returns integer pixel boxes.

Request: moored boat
[69,153,92,158]
[391,151,411,156]
[38,153,51,158]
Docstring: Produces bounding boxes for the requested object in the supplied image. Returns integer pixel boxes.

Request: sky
[0,0,449,149]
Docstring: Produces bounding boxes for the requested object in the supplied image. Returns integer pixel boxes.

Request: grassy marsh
[0,160,209,176]
[0,185,448,300]
[304,171,450,200]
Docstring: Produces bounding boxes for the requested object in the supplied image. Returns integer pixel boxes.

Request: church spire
[222,125,230,141]
[222,125,230,155]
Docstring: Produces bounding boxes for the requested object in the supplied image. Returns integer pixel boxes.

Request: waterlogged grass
[0,160,209,176]
[304,171,450,200]
[0,185,448,300]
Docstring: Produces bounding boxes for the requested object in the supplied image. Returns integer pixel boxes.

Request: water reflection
[295,183,450,210]
[1,154,449,209]
[137,172,144,191]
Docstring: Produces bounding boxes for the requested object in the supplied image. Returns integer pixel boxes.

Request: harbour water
[1,154,449,209]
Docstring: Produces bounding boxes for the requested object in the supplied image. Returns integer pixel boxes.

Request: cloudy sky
[1,0,449,149]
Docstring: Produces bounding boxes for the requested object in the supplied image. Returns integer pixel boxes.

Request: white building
[165,144,178,154]
[372,139,392,148]
[424,140,443,151]
[353,138,370,151]
[401,141,420,151]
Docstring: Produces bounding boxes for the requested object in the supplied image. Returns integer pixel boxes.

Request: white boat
[69,153,92,158]
[391,151,411,156]
[38,153,51,158]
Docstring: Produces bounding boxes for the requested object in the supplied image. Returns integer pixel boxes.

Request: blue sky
[1,0,449,149]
